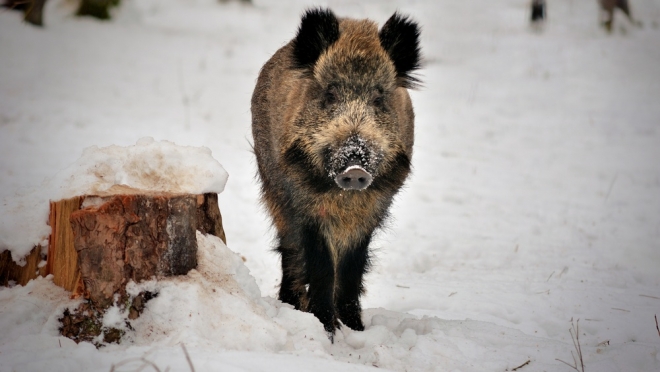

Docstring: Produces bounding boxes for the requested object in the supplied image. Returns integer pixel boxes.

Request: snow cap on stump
[53,136,229,199]
[0,137,228,265]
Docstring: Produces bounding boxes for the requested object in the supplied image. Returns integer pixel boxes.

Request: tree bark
[0,246,47,286]
[1,193,225,309]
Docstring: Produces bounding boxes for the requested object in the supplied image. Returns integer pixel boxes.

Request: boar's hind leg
[336,236,372,332]
[301,223,339,336]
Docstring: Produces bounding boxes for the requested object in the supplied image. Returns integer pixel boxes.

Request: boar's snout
[335,165,373,190]
[326,135,382,191]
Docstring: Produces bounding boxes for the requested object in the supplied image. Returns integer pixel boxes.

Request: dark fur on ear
[379,12,422,88]
[292,8,340,70]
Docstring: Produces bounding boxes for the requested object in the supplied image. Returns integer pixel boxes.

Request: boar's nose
[335,166,373,190]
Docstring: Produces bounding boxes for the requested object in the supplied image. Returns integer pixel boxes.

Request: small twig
[177,60,190,130]
[181,344,195,372]
[557,358,579,371]
[448,291,457,297]
[512,359,531,371]
[558,267,568,278]
[611,308,630,312]
[556,319,585,372]
[395,284,410,289]
[546,271,555,282]
[655,315,660,338]
[640,294,660,300]
[604,173,618,203]
[110,357,162,372]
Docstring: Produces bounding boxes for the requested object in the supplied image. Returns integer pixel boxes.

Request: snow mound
[123,232,290,351]
[0,138,228,263]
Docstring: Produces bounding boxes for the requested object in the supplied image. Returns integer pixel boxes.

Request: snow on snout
[344,164,369,173]
[326,136,384,179]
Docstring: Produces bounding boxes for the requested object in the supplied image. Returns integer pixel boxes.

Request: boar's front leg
[277,244,305,310]
[335,235,371,332]
[300,223,339,336]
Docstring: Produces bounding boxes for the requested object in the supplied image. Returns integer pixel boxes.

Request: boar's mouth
[325,135,383,191]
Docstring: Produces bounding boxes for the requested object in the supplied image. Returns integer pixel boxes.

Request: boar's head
[286,8,421,192]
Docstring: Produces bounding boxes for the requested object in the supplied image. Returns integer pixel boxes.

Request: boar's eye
[371,89,386,110]
[372,95,383,108]
[323,86,339,106]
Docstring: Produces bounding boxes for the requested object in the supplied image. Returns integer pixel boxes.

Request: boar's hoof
[335,166,373,190]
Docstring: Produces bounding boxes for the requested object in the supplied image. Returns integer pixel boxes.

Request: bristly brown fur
[251,8,421,339]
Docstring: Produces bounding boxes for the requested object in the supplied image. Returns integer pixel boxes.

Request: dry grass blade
[555,319,585,372]
[109,357,162,372]
[181,344,195,372]
[109,346,195,372]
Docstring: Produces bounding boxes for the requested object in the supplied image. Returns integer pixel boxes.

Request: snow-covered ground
[1,0,659,371]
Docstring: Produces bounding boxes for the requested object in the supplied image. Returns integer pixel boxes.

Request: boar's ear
[292,8,340,70]
[379,13,422,88]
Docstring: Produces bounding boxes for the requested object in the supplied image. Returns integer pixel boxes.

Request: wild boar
[251,8,421,338]
[599,0,633,32]
[530,0,546,23]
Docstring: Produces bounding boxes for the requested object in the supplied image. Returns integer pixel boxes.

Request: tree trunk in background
[24,0,47,26]
[2,0,47,26]
[76,0,119,20]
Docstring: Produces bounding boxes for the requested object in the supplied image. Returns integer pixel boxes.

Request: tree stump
[1,192,225,310]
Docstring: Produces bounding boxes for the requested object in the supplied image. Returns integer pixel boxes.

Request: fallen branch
[556,319,585,372]
[655,315,660,338]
